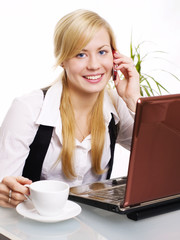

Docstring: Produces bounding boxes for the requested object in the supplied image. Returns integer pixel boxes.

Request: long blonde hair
[54,9,117,178]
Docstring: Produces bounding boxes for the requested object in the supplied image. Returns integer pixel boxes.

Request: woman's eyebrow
[81,45,111,52]
[98,45,111,50]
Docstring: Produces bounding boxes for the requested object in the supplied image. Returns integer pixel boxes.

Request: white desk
[0,202,180,240]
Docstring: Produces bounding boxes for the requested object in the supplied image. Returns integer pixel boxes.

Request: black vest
[22,89,118,182]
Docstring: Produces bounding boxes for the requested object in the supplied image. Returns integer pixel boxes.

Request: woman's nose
[87,55,100,70]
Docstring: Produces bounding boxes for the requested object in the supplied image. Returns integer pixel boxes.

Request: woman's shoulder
[2,89,44,130]
[12,89,45,113]
[14,89,44,105]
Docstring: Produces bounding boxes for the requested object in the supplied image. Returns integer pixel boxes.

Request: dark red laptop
[69,94,180,220]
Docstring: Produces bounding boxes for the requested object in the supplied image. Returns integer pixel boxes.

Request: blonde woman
[0,9,140,208]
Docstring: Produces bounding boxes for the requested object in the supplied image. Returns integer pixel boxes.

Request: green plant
[130,38,180,96]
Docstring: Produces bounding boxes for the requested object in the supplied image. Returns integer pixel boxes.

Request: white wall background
[0,0,180,177]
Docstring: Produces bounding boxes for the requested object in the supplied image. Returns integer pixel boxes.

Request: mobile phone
[112,67,117,81]
[112,50,117,81]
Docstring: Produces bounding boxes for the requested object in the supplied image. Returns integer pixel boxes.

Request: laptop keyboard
[89,184,126,201]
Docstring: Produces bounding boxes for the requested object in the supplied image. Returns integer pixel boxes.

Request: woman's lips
[83,74,103,83]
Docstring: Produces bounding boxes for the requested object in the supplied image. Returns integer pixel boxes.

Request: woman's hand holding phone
[112,51,141,112]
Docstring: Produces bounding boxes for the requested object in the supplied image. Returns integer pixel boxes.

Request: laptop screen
[124,94,180,207]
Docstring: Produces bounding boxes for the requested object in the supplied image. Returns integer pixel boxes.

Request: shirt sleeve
[0,91,43,181]
[115,96,135,150]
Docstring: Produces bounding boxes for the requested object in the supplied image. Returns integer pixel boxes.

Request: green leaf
[141,50,167,61]
[144,79,154,95]
[130,35,179,96]
[159,69,180,82]
[140,87,144,96]
[144,74,169,94]
[140,85,151,96]
[130,36,133,60]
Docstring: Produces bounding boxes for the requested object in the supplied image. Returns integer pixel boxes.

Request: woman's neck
[69,90,99,116]
[68,90,100,142]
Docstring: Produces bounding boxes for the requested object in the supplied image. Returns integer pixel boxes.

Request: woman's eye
[99,50,107,55]
[76,53,86,58]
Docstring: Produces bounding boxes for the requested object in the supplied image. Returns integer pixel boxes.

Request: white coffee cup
[25,180,69,217]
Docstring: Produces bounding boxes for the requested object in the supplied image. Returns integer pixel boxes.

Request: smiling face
[63,28,113,96]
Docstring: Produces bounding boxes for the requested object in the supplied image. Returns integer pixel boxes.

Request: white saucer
[16,200,81,223]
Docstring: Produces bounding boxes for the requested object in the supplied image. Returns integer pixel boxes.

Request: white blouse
[0,79,135,187]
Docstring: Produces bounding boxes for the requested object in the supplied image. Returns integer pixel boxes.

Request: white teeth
[86,75,101,80]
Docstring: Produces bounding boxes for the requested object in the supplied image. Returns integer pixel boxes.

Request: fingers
[112,51,141,112]
[113,51,139,90]
[2,176,32,195]
[0,182,13,208]
[0,190,24,208]
[118,64,139,81]
[0,176,32,208]
[113,51,138,81]
[114,57,133,68]
[113,51,134,66]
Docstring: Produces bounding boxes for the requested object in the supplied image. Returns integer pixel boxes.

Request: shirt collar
[36,79,62,127]
[36,78,120,129]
